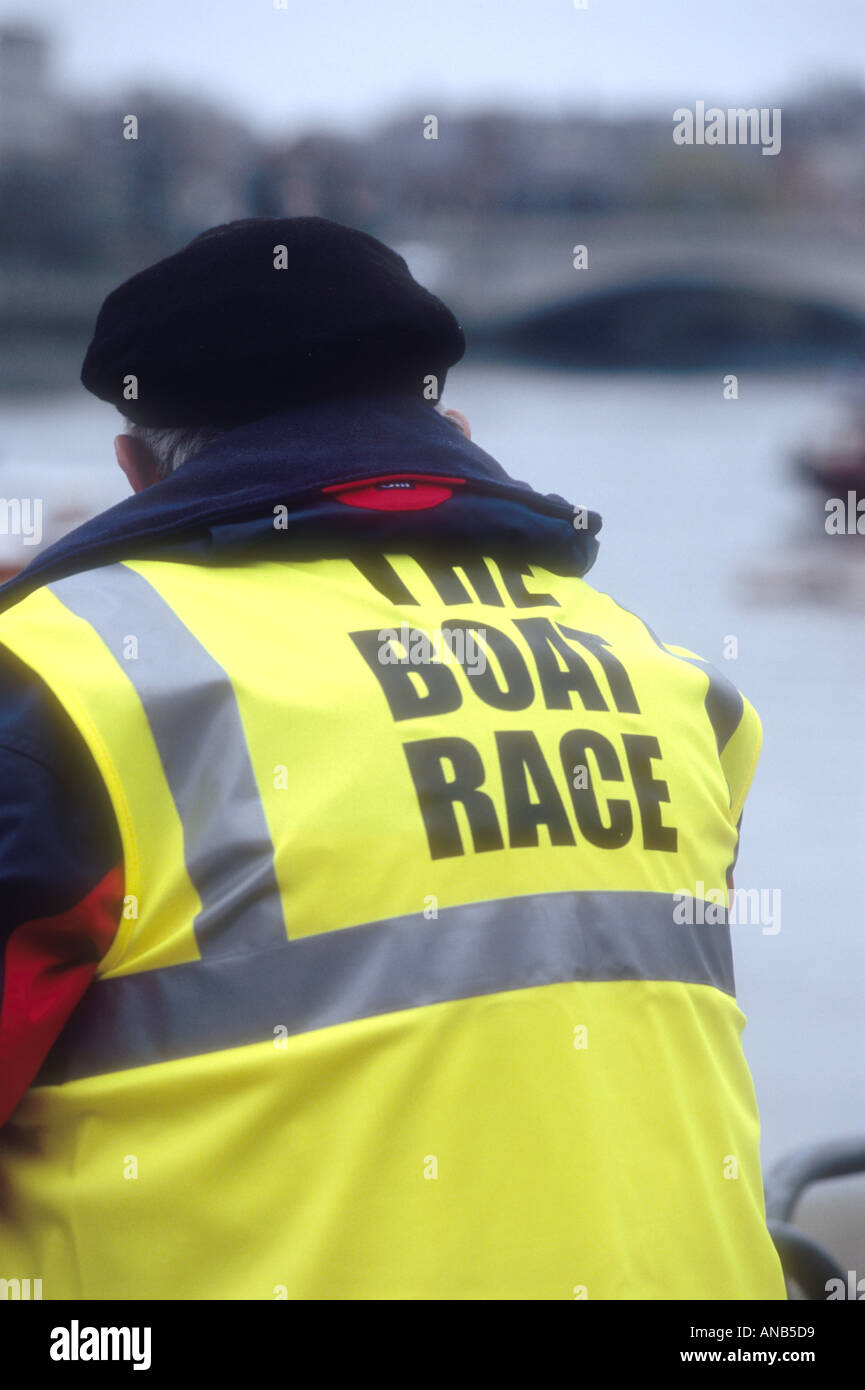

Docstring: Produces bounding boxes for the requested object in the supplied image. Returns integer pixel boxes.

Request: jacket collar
[0,392,602,611]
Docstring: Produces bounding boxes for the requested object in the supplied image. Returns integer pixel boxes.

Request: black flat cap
[81,217,466,427]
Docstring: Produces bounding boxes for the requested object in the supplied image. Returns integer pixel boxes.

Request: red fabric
[322,473,465,511]
[0,864,123,1124]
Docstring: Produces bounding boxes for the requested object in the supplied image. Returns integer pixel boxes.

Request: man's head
[82,216,468,491]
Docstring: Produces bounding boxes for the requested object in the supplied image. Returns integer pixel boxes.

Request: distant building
[0,25,65,161]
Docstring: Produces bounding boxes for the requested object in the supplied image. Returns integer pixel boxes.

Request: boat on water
[795,387,865,509]
[739,381,865,608]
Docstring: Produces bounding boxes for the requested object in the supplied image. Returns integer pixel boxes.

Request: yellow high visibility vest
[0,552,785,1300]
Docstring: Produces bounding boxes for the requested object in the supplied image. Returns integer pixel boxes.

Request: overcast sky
[2,0,863,135]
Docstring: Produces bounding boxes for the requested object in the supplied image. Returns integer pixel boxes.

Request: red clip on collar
[322,473,465,511]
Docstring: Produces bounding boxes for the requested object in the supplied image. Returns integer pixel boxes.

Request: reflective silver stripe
[37,891,735,1084]
[669,651,743,756]
[49,565,287,957]
[605,596,745,757]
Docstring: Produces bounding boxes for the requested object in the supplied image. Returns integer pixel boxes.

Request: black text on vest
[350,616,678,861]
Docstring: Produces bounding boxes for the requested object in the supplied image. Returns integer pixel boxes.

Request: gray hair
[125,400,461,480]
[124,420,227,480]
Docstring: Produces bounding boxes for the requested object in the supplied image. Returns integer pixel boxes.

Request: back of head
[81,216,466,432]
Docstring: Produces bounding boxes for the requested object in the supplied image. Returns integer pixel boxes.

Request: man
[0,217,784,1300]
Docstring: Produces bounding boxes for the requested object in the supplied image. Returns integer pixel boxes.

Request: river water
[1,364,863,1172]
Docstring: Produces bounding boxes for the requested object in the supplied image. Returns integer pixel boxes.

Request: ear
[114,434,160,493]
[442,408,471,440]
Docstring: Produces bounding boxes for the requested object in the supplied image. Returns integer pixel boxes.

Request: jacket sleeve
[0,648,123,1126]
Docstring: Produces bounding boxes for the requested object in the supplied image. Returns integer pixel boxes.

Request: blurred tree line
[2,24,865,281]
